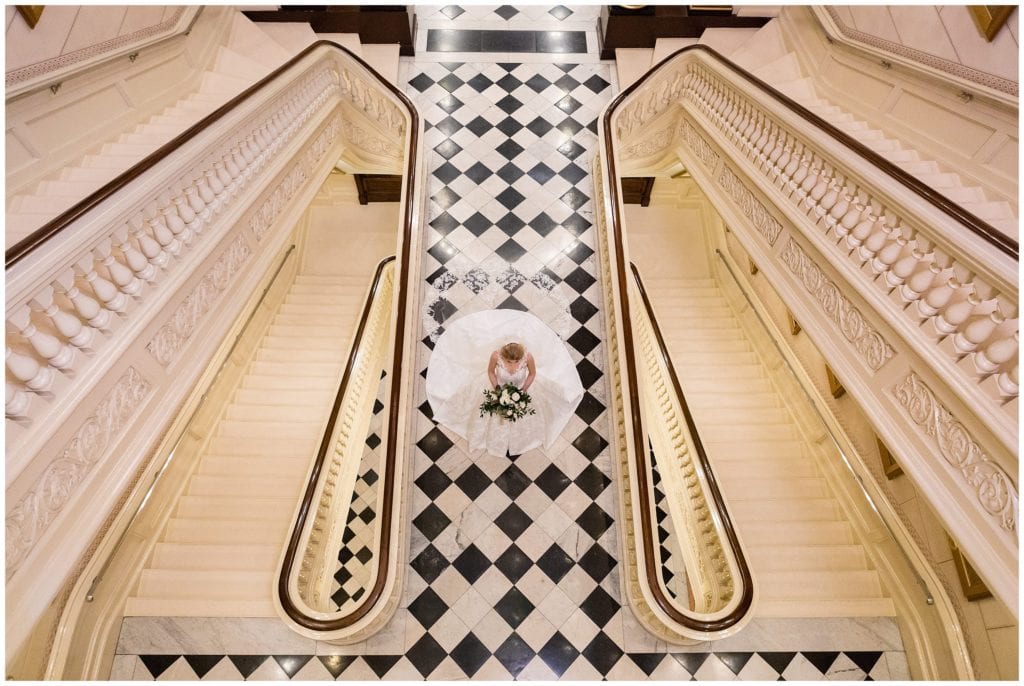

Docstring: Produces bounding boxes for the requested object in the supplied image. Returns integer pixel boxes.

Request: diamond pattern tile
[115,14,907,681]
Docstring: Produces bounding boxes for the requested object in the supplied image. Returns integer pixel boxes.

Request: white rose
[500,392,510,404]
[512,392,520,401]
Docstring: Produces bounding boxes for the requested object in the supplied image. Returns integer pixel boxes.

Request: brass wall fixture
[16,5,44,29]
[968,5,1015,41]
[876,437,903,479]
[825,364,845,399]
[948,535,992,600]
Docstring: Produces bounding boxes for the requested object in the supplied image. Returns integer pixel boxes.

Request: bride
[426,310,585,457]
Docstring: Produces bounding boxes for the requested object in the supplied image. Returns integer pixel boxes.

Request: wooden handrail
[276,255,400,630]
[5,40,396,268]
[274,43,418,632]
[618,45,1018,259]
[602,77,756,630]
[629,263,754,628]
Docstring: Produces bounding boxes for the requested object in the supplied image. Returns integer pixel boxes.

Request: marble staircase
[638,273,896,619]
[5,12,400,250]
[614,23,1017,239]
[123,273,368,617]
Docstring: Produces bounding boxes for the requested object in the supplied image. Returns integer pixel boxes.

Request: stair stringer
[710,246,973,680]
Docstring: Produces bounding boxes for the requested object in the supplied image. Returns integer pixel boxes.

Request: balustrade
[3,53,365,453]
[614,49,1018,428]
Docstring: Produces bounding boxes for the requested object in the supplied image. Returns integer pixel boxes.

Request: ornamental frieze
[717,165,782,246]
[6,367,152,578]
[892,373,1018,533]
[146,235,253,366]
[780,239,894,371]
[621,125,675,160]
[677,120,720,170]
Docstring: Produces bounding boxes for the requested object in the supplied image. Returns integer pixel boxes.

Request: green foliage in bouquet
[480,383,536,422]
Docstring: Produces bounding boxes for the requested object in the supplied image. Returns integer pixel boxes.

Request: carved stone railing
[592,153,754,642]
[631,264,754,622]
[275,258,404,641]
[5,42,405,487]
[603,45,1018,614]
[4,41,415,658]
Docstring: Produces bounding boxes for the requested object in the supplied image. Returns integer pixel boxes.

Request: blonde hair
[499,342,525,362]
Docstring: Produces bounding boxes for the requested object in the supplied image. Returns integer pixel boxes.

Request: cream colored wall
[716,212,1018,682]
[5,6,180,73]
[832,5,1018,83]
[781,6,1018,213]
[301,172,401,276]
[5,6,229,196]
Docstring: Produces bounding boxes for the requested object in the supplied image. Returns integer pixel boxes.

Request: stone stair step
[124,597,276,617]
[164,518,290,545]
[151,543,279,571]
[755,597,896,618]
[726,497,841,522]
[136,569,273,599]
[176,495,297,519]
[747,544,867,572]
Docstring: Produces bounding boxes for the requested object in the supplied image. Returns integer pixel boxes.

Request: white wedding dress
[426,310,585,457]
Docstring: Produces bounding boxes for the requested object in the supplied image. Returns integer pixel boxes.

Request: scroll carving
[892,373,1018,533]
[341,119,402,159]
[621,125,674,160]
[717,165,782,246]
[146,235,252,366]
[677,120,719,170]
[5,367,152,578]
[781,239,894,371]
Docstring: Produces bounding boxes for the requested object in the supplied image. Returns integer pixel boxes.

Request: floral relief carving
[892,373,1018,533]
[251,115,342,241]
[146,235,252,366]
[677,120,720,170]
[717,165,782,246]
[620,125,675,160]
[5,367,152,578]
[780,239,895,371]
[341,119,403,159]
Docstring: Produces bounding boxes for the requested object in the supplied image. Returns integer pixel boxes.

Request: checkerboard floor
[110,6,909,681]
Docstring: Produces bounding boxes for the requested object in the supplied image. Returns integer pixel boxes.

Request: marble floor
[109,5,909,681]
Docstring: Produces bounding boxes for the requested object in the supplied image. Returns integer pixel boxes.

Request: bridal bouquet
[480,383,536,422]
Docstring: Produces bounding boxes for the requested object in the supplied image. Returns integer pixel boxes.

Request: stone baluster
[52,270,111,332]
[997,359,1018,398]
[7,382,30,419]
[28,285,94,352]
[114,225,158,284]
[933,287,982,336]
[93,239,143,299]
[184,175,212,225]
[953,308,1005,356]
[194,170,219,216]
[975,326,1017,376]
[73,255,127,316]
[214,160,235,198]
[7,305,75,372]
[6,346,53,393]
[139,204,178,263]
[160,192,194,247]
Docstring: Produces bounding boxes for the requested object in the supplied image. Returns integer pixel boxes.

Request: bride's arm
[488,351,499,389]
[523,353,536,392]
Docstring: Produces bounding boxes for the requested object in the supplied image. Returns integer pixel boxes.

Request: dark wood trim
[266,45,418,633]
[610,45,1018,259]
[631,264,755,631]
[241,8,415,56]
[275,254,398,630]
[6,41,399,268]
[603,100,754,632]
